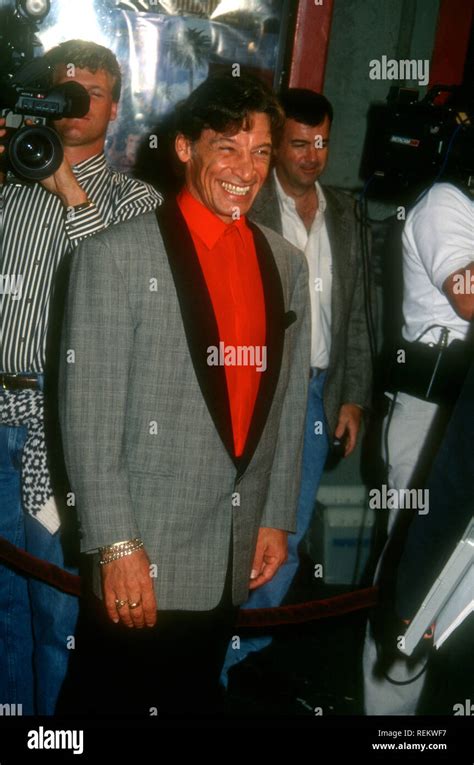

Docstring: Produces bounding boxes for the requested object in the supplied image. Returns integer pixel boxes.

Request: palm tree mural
[165,25,211,93]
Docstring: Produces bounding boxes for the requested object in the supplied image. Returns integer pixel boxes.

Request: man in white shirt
[386,181,473,490]
[363,181,474,715]
[221,89,373,686]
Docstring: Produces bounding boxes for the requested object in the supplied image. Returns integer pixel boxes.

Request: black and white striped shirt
[0,152,162,373]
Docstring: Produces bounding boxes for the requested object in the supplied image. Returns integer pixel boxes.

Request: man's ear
[175,133,192,164]
[110,101,118,123]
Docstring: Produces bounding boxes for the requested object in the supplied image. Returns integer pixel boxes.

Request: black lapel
[237,220,286,478]
[155,198,237,466]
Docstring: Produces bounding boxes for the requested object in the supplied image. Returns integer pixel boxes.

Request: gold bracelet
[99,538,142,553]
[99,538,144,566]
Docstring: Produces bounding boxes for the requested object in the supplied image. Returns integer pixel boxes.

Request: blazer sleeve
[259,255,311,531]
[341,213,374,409]
[58,234,141,553]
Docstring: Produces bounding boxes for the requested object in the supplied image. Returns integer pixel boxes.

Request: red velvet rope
[0,535,81,595]
[0,535,378,626]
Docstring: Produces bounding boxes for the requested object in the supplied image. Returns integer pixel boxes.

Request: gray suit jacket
[249,175,372,437]
[59,199,310,610]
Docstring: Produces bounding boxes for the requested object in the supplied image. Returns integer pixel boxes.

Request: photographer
[0,39,161,715]
[363,177,474,715]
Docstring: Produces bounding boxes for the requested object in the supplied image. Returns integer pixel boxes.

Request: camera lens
[17,0,51,21]
[16,132,53,167]
[9,125,63,181]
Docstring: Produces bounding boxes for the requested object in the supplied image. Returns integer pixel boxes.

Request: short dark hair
[279,88,333,127]
[43,40,122,102]
[174,72,284,143]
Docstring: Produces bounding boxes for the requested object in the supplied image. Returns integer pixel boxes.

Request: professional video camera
[0,0,89,181]
[361,85,474,200]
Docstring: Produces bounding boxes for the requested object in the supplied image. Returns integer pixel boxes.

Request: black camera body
[0,0,89,181]
[361,85,474,199]
[1,79,90,180]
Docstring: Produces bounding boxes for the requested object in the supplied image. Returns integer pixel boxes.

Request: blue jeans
[0,385,79,715]
[221,370,330,686]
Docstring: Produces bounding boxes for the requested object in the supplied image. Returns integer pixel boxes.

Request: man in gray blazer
[222,88,372,684]
[58,74,310,716]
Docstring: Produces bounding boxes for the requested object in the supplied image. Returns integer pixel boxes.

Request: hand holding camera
[0,112,89,208]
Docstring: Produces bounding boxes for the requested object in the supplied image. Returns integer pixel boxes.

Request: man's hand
[249,527,288,590]
[334,403,363,457]
[39,156,89,207]
[402,618,435,639]
[101,548,157,629]
[0,118,87,204]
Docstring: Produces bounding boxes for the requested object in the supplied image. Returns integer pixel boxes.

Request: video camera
[0,0,90,181]
[361,85,474,200]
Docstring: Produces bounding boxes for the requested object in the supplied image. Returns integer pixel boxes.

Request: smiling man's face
[175,112,272,223]
[275,115,331,193]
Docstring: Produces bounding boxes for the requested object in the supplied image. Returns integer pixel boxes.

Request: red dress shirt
[177,188,266,457]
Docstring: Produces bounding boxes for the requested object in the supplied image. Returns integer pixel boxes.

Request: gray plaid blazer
[249,176,373,437]
[59,199,310,610]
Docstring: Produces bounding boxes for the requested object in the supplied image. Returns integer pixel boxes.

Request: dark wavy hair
[279,88,333,127]
[174,72,284,143]
[43,39,122,102]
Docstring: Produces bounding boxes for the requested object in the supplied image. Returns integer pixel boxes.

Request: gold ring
[115,599,128,609]
[128,600,141,609]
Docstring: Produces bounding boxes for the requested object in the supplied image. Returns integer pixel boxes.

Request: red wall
[429,0,474,86]
[289,0,334,93]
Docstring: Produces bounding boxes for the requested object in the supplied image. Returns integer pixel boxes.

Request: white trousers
[363,393,439,715]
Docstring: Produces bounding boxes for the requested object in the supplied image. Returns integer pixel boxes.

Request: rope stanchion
[0,535,81,596]
[238,586,378,627]
[0,535,378,625]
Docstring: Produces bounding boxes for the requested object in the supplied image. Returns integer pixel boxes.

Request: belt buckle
[1,374,22,390]
[0,373,40,391]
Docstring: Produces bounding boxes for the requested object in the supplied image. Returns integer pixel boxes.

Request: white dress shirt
[274,168,332,368]
[402,183,473,346]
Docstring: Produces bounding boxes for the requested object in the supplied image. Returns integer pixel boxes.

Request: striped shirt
[0,152,162,373]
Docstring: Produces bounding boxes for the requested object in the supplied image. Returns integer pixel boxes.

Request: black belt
[310,367,327,379]
[0,373,41,391]
[385,338,472,405]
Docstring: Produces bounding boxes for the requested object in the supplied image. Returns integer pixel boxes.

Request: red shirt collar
[177,186,248,250]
